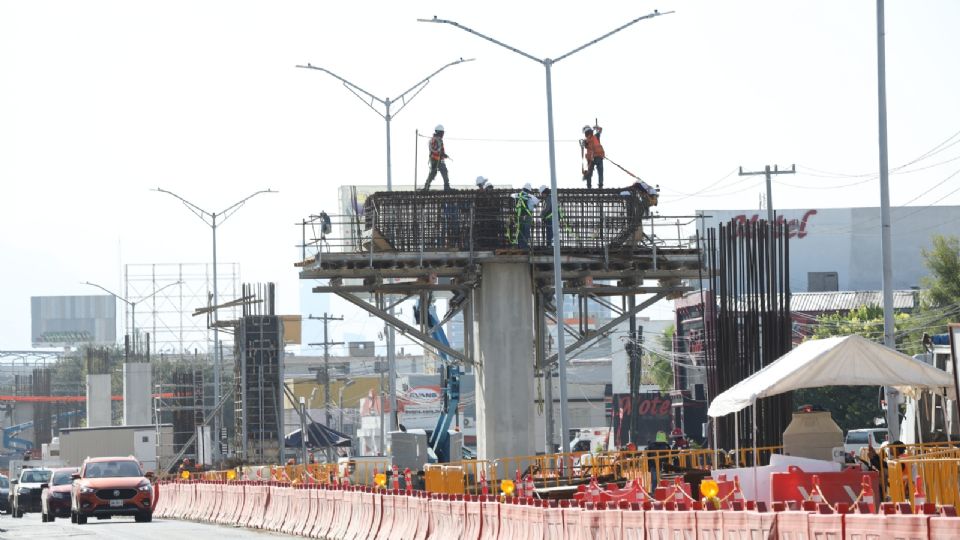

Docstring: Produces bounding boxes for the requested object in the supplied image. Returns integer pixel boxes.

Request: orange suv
[70,456,154,524]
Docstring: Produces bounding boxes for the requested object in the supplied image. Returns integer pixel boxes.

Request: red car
[70,456,154,524]
[41,467,78,522]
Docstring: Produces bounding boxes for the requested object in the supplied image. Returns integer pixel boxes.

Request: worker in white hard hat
[475,176,488,189]
[423,124,450,191]
[580,124,605,189]
[510,188,539,249]
[538,185,555,247]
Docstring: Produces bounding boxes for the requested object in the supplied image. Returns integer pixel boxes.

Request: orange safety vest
[429,135,445,161]
[584,133,604,161]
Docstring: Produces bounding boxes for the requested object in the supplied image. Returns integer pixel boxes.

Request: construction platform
[296,186,706,460]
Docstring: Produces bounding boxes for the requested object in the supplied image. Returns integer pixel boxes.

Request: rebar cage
[362,186,653,252]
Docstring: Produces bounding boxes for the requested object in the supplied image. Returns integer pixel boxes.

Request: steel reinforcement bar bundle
[362,186,653,252]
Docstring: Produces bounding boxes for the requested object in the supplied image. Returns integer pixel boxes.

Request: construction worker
[538,184,555,247]
[423,124,450,191]
[475,175,488,190]
[581,124,605,189]
[511,184,539,248]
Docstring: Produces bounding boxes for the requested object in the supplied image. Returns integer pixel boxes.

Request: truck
[569,427,615,453]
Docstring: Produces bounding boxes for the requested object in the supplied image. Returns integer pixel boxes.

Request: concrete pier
[474,262,535,462]
[123,363,152,425]
[86,374,112,427]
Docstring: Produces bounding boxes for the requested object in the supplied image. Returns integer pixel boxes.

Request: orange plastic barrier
[721,509,775,539]
[293,485,316,537]
[562,506,582,540]
[463,496,483,540]
[884,514,929,540]
[479,495,500,540]
[310,487,334,538]
[929,514,960,540]
[448,495,467,539]
[645,508,696,540]
[426,495,446,540]
[773,510,808,540]
[281,485,304,535]
[247,483,269,530]
[332,488,354,540]
[807,510,843,540]
[411,492,430,540]
[524,501,546,540]
[377,491,397,540]
[597,505,623,540]
[696,509,723,540]
[576,504,605,539]
[621,506,644,540]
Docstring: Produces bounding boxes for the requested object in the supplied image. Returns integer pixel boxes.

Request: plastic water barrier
[153,480,960,539]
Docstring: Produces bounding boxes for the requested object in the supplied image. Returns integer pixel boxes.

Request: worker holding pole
[581,124,605,189]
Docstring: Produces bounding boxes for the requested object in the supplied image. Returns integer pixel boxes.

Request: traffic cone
[860,475,875,514]
[342,465,351,487]
[811,475,823,503]
[404,468,413,494]
[480,470,489,497]
[733,476,745,504]
[913,475,926,511]
[515,470,524,499]
[588,476,601,503]
[525,474,535,499]
[673,477,685,505]
[393,464,400,491]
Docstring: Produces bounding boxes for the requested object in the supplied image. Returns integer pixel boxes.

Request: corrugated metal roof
[791,290,916,313]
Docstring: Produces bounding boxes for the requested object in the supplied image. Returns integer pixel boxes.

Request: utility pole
[307,313,344,461]
[876,0,899,440]
[738,165,796,225]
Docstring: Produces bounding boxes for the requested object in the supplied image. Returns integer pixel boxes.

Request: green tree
[920,234,960,334]
[646,324,674,392]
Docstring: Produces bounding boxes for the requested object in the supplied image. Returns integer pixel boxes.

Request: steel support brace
[545,292,667,368]
[334,291,470,364]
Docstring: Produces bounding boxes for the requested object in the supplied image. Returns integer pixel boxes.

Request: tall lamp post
[84,280,183,354]
[296,58,473,434]
[338,378,356,434]
[419,11,671,452]
[154,187,276,461]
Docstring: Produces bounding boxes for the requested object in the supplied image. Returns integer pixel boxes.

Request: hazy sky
[3,1,959,351]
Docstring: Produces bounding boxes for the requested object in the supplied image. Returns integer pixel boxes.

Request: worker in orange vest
[423,124,451,191]
[581,125,605,189]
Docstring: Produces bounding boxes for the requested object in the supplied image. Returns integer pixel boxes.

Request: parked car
[0,474,10,513]
[70,456,154,524]
[844,428,888,458]
[11,467,52,517]
[41,467,78,522]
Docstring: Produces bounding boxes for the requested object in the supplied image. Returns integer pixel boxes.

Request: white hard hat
[483,180,493,189]
[539,184,549,194]
[582,125,593,135]
[435,124,445,132]
[523,182,533,191]
[475,175,487,186]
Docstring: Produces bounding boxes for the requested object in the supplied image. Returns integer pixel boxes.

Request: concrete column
[474,263,535,462]
[123,363,152,425]
[86,374,112,427]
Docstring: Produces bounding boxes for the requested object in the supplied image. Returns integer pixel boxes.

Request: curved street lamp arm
[391,57,476,117]
[554,10,673,63]
[418,17,542,64]
[136,280,184,305]
[342,83,388,119]
[153,188,212,225]
[218,189,276,224]
[297,64,387,107]
[83,281,132,306]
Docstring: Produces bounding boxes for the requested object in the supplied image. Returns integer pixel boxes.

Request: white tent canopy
[708,334,956,418]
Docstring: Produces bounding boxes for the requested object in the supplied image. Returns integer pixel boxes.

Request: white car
[844,428,888,458]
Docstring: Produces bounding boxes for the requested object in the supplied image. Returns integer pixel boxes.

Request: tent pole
[734,413,740,467]
[752,402,759,498]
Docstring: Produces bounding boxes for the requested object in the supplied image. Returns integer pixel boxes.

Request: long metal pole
[211,213,222,462]
[131,303,137,355]
[877,0,899,441]
[385,101,398,435]
[764,165,773,224]
[544,60,571,453]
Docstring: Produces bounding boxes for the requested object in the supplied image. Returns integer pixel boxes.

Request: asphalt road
[0,511,294,539]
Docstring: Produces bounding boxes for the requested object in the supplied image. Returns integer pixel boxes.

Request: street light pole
[419,10,671,452]
[339,379,356,434]
[84,280,182,355]
[154,187,276,462]
[297,58,474,434]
